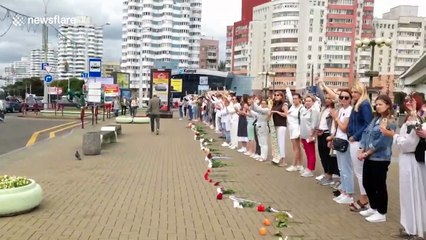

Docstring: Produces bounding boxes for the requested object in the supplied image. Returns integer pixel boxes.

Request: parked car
[5,97,22,113]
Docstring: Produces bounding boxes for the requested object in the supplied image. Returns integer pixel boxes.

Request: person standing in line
[330,89,354,204]
[251,97,271,162]
[244,96,257,157]
[147,94,161,135]
[0,99,5,122]
[229,96,240,150]
[270,91,289,167]
[383,93,426,238]
[220,97,232,146]
[237,95,250,153]
[299,95,320,177]
[358,95,397,223]
[285,91,304,173]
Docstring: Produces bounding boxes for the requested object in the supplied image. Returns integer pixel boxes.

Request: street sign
[44,74,53,84]
[81,72,89,78]
[89,58,102,78]
[44,65,52,73]
[87,82,102,103]
[41,63,49,70]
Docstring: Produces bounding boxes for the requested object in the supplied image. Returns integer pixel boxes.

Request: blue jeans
[193,106,198,120]
[114,109,119,117]
[179,106,183,119]
[221,122,230,143]
[336,149,354,194]
[188,106,193,120]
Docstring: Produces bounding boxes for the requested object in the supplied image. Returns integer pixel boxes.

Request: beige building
[199,38,219,70]
[102,61,120,77]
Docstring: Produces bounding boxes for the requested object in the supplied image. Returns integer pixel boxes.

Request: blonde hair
[352,81,369,112]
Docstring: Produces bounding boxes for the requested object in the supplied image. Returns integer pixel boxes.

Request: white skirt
[288,123,300,140]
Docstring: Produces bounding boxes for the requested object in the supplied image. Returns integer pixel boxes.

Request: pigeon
[75,151,81,160]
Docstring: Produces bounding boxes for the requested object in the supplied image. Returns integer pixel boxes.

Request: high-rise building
[248,0,375,91]
[121,0,202,90]
[57,16,104,80]
[12,57,31,80]
[102,61,120,77]
[30,48,58,78]
[225,26,233,72]
[248,0,327,90]
[199,37,219,70]
[373,5,426,92]
[227,0,270,76]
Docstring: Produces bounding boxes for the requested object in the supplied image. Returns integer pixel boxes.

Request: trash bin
[82,132,101,155]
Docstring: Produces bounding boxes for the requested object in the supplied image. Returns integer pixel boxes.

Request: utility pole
[42,0,49,109]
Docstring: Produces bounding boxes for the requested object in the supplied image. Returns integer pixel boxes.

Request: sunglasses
[339,96,350,100]
[274,94,282,97]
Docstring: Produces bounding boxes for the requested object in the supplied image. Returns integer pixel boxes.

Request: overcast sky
[0,0,425,76]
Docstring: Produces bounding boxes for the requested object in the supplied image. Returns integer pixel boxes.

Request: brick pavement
[0,118,402,240]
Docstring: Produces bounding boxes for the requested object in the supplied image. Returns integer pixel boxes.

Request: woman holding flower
[358,95,397,223]
[382,93,426,237]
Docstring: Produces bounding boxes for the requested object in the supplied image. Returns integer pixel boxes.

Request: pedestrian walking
[147,94,161,135]
[113,96,120,117]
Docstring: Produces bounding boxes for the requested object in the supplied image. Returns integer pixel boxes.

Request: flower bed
[0,176,43,217]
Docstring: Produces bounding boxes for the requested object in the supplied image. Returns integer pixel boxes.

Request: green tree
[218,61,226,71]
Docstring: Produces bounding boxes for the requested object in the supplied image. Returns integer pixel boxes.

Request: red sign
[103,84,119,95]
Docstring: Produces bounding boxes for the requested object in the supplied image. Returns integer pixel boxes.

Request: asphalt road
[0,113,73,156]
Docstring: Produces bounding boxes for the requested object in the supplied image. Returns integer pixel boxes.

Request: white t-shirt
[318,108,331,131]
[335,106,352,140]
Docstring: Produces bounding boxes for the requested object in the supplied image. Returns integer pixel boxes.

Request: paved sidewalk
[0,118,401,240]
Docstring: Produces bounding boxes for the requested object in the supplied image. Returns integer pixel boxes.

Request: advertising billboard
[151,70,171,103]
[113,72,130,89]
[171,79,182,92]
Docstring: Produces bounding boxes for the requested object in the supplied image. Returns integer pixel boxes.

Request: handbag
[415,138,426,163]
[332,138,349,152]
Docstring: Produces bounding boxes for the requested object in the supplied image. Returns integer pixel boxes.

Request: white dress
[395,124,426,238]
[287,104,302,139]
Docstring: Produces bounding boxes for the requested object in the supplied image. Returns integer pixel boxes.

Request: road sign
[41,63,49,70]
[81,72,89,78]
[89,58,102,78]
[44,74,53,83]
[87,82,102,103]
[44,65,52,73]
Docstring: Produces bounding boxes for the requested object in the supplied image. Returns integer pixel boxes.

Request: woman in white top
[331,89,355,205]
[382,95,426,238]
[229,96,241,149]
[285,92,304,172]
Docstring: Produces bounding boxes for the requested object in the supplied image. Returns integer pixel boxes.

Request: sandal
[349,200,369,212]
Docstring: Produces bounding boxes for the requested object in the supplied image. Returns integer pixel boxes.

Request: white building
[57,16,104,80]
[12,57,31,80]
[373,5,426,90]
[248,0,326,91]
[30,48,58,78]
[121,0,202,90]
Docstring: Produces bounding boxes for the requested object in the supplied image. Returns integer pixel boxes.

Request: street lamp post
[258,71,276,98]
[355,38,392,100]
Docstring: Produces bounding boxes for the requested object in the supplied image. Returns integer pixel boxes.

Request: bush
[0,175,31,189]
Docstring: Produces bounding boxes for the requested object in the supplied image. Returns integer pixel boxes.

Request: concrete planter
[0,179,43,217]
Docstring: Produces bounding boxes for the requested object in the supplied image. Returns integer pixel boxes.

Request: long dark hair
[374,95,393,118]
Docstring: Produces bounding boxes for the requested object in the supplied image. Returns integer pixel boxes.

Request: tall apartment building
[248,0,375,91]
[373,5,426,91]
[199,37,219,70]
[57,16,104,80]
[226,0,270,76]
[121,0,202,90]
[12,57,31,80]
[102,61,120,77]
[225,26,233,71]
[30,48,58,78]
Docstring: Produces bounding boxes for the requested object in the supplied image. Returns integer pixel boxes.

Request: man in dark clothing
[147,95,161,135]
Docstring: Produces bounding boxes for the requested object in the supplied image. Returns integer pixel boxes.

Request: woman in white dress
[285,91,304,172]
[382,94,426,238]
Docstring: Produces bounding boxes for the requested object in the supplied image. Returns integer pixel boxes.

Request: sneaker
[244,151,252,156]
[286,165,298,172]
[297,166,305,173]
[360,208,377,217]
[365,212,386,223]
[332,182,341,190]
[237,148,247,153]
[336,196,354,204]
[301,170,314,177]
[333,194,345,202]
[332,174,340,179]
[156,129,159,135]
[221,142,230,147]
[179,118,183,120]
[315,174,325,181]
[229,145,237,150]
[320,179,335,186]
